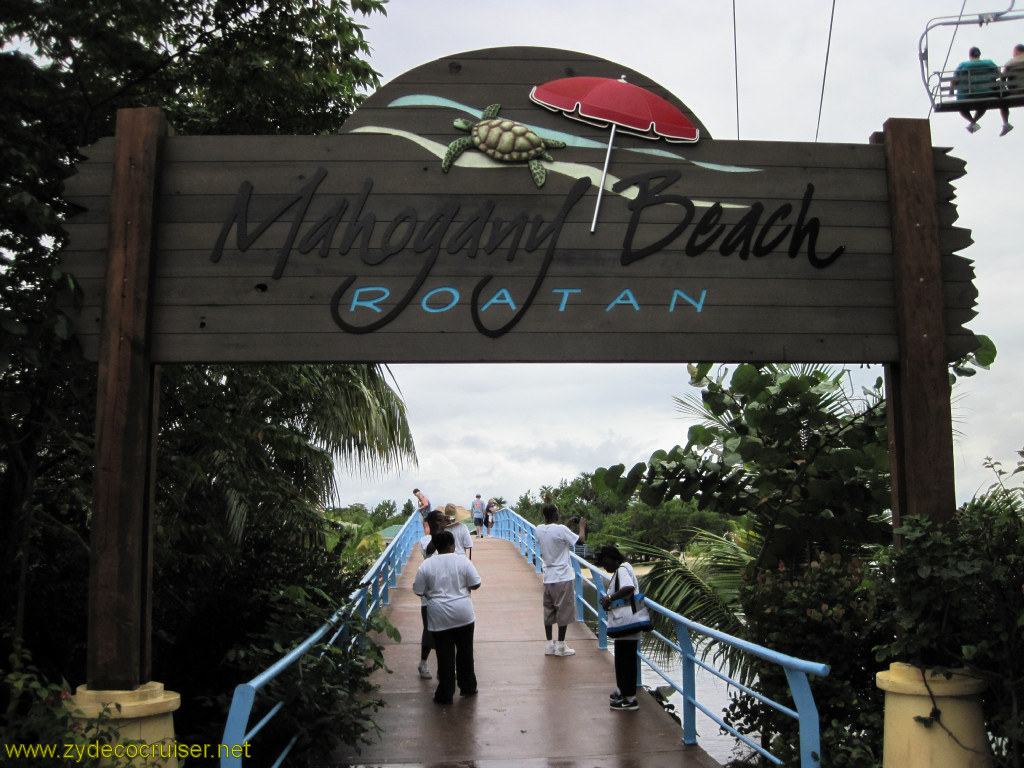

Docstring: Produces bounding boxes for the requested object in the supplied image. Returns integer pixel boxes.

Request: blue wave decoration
[385,95,761,172]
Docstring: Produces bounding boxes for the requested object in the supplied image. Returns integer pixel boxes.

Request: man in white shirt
[471,494,486,537]
[535,498,586,656]
[413,530,482,704]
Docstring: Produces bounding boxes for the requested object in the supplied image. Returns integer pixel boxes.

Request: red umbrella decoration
[530,75,699,231]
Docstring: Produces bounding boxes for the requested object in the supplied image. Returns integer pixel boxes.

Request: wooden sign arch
[61,47,976,689]
[63,46,977,364]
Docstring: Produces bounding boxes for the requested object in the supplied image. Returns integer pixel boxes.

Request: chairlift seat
[930,70,1024,112]
[934,92,1024,112]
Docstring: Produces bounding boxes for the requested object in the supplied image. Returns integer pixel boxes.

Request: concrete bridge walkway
[331,535,722,768]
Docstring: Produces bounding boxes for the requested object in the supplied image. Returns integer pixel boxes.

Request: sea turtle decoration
[441,103,566,188]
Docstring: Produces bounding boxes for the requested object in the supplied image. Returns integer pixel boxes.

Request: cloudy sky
[335,0,1024,512]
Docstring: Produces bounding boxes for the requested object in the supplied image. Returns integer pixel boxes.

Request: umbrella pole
[590,123,618,233]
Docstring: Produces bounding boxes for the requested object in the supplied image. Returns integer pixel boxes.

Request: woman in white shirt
[597,545,642,711]
[413,530,482,704]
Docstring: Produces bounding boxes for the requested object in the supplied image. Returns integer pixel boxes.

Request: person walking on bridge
[471,494,486,537]
[414,510,448,680]
[536,496,586,656]
[413,488,431,535]
[413,530,481,704]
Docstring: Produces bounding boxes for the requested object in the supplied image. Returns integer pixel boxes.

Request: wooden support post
[88,108,170,690]
[874,118,957,534]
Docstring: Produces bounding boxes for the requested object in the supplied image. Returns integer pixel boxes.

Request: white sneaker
[418,660,432,679]
[554,641,576,656]
[967,122,981,134]
[1001,123,1014,136]
[545,640,557,655]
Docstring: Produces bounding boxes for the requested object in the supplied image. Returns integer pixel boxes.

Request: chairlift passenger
[919,6,1024,122]
[1000,43,1024,134]
[953,46,1001,133]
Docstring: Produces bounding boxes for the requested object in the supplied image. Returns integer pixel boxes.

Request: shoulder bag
[605,565,653,637]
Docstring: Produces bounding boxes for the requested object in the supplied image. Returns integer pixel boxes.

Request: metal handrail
[218,509,423,767]
[493,506,830,768]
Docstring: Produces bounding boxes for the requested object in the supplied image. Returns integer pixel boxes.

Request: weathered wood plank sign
[62,47,978,364]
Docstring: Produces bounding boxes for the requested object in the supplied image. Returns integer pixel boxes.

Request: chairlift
[919,2,1024,113]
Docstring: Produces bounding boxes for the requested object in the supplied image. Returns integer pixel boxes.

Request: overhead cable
[815,0,837,141]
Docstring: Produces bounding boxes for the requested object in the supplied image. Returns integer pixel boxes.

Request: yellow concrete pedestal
[876,662,991,768]
[67,681,181,767]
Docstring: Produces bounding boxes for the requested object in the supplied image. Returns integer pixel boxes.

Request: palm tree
[622,363,890,679]
[667,363,890,568]
[158,363,416,543]
[624,527,756,681]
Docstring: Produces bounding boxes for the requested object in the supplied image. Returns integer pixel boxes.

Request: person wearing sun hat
[425,507,474,559]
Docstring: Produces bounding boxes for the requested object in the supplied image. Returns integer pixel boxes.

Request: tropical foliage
[626,532,751,667]
[599,363,892,567]
[874,456,1024,768]
[154,512,395,762]
[515,473,732,551]
[589,364,1021,768]
[159,364,414,544]
[594,363,894,766]
[725,552,891,767]
[2,0,405,761]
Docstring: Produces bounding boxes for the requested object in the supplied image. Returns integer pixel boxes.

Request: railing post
[593,575,608,649]
[785,668,822,768]
[675,621,698,746]
[381,562,391,606]
[572,560,585,622]
[220,683,256,768]
[394,539,405,575]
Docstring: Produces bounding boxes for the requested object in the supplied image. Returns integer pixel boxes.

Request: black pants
[420,606,434,659]
[432,621,477,703]
[614,639,639,697]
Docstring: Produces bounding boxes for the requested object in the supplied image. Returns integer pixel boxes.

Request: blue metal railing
[493,506,830,768]
[218,510,423,768]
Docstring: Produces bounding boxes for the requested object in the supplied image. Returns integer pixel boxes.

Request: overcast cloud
[335,1,1024,512]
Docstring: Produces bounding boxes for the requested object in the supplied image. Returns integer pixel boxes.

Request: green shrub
[0,638,100,768]
[726,554,891,767]
[875,490,1024,767]
[152,514,393,766]
[213,585,397,768]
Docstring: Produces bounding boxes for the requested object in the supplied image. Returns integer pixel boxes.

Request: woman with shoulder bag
[597,545,651,711]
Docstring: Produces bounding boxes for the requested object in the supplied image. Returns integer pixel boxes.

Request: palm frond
[619,535,757,683]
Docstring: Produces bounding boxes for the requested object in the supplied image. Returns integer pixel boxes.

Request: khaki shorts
[543,580,577,626]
